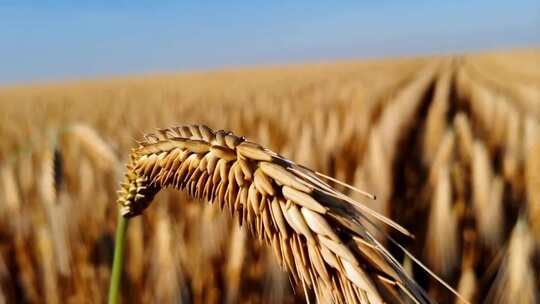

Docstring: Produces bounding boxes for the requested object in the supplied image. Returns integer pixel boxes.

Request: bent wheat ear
[117,124,435,304]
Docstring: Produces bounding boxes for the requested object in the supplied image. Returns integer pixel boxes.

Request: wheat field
[0,48,539,303]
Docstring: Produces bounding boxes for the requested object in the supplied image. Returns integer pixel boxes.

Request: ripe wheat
[117,124,435,304]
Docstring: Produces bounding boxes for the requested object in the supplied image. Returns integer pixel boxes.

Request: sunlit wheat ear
[502,107,521,185]
[116,124,462,304]
[64,124,118,173]
[39,134,72,278]
[455,67,473,101]
[485,219,537,304]
[471,84,495,135]
[422,69,450,165]
[453,112,474,163]
[425,166,458,277]
[490,96,510,149]
[15,152,33,203]
[36,131,64,300]
[472,140,500,248]
[487,176,505,244]
[428,129,455,187]
[0,163,21,215]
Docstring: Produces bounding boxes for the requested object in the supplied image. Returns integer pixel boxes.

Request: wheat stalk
[115,124,465,304]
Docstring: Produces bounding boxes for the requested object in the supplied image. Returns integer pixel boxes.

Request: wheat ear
[116,124,451,304]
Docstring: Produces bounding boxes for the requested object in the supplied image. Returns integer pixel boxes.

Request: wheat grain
[116,124,436,304]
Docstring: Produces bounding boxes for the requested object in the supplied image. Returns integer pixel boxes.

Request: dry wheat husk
[117,124,437,304]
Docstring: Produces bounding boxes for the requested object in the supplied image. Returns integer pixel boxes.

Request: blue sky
[0,1,538,85]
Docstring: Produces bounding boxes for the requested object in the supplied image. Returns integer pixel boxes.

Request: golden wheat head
[116,124,438,304]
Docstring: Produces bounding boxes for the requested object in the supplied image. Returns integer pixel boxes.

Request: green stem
[108,212,129,304]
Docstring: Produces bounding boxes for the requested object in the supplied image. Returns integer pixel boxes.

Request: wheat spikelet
[116,124,438,304]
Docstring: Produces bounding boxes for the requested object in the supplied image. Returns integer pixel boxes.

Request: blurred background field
[0,48,539,303]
